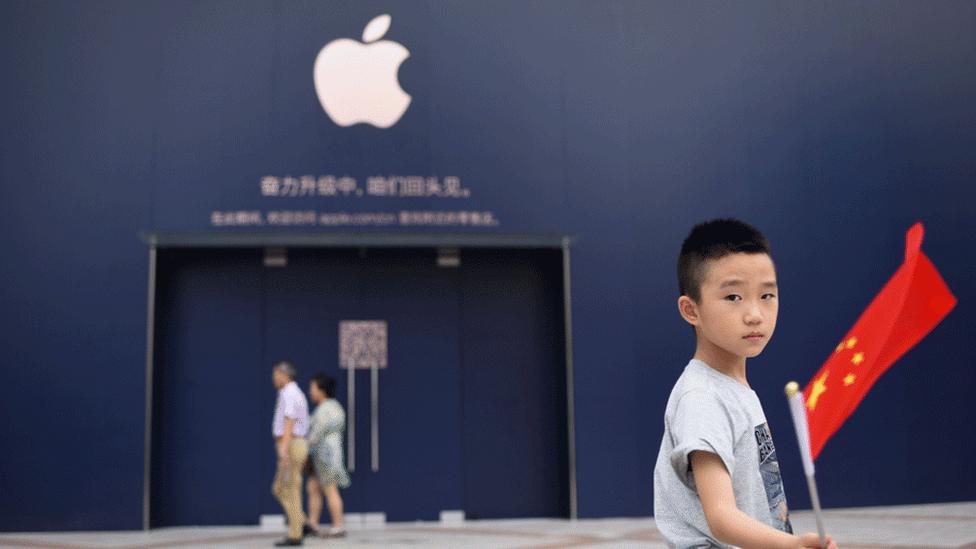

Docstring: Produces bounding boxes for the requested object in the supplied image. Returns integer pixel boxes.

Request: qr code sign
[339,320,388,369]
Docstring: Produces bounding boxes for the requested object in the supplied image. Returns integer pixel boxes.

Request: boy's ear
[677,295,700,326]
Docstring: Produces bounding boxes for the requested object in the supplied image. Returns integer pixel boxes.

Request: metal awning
[140,231,575,249]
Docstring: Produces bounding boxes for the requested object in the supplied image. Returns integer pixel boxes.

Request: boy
[653,219,837,549]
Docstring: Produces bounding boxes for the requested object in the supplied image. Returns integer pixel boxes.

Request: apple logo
[313,14,412,129]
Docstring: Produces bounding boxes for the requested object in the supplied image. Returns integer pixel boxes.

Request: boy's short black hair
[311,373,337,398]
[678,218,771,301]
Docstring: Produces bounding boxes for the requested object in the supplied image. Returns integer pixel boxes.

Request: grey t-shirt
[653,359,793,548]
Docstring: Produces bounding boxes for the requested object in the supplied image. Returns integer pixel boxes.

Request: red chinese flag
[803,222,957,459]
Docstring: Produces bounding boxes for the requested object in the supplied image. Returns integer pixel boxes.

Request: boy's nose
[744,306,763,324]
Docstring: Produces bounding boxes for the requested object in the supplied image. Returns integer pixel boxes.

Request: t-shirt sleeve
[283,389,301,420]
[669,389,736,489]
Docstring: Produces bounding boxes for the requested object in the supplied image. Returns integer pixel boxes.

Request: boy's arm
[691,451,837,549]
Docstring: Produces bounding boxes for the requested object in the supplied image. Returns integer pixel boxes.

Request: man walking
[271,361,309,546]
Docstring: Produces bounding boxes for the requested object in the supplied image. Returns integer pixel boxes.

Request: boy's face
[684,252,778,360]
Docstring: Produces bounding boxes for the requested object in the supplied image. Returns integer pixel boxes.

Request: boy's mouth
[743,332,765,342]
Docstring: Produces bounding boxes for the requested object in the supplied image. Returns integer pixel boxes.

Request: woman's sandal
[322,528,347,538]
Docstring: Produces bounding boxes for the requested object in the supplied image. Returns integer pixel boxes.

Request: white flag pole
[785,381,827,548]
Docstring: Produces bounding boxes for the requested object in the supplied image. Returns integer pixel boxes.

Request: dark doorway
[150,246,568,526]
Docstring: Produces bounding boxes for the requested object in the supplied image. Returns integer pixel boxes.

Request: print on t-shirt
[754,422,794,533]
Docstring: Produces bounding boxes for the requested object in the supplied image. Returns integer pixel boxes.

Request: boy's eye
[762,293,777,300]
[724,294,742,302]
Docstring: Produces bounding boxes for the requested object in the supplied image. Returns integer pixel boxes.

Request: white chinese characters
[259,175,470,198]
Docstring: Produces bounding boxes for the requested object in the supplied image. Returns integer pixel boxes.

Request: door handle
[347,360,355,473]
[371,361,379,472]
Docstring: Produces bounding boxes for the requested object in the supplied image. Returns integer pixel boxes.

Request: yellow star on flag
[851,352,865,366]
[844,373,857,386]
[807,371,829,411]
[845,337,858,349]
[835,342,844,352]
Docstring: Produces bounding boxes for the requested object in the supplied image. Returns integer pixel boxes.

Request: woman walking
[304,373,351,538]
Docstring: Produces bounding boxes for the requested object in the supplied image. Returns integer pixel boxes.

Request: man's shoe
[273,538,303,547]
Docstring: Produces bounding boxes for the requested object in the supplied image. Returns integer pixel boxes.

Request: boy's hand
[798,533,837,549]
